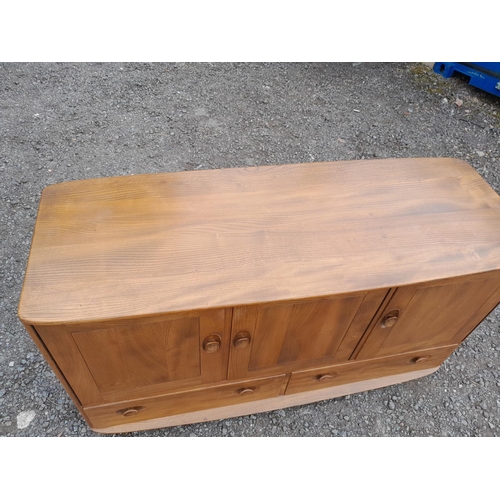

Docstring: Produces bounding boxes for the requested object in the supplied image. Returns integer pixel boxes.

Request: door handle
[381,310,400,328]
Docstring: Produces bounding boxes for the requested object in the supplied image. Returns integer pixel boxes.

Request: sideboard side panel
[36,324,104,406]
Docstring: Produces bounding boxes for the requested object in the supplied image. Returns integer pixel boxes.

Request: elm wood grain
[327,287,389,362]
[46,308,215,334]
[72,317,201,393]
[275,295,365,365]
[451,282,500,345]
[227,305,257,380]
[284,345,457,395]
[37,309,228,405]
[84,374,286,429]
[18,158,500,325]
[355,274,500,360]
[36,325,104,406]
[200,307,232,384]
[21,323,94,428]
[17,158,500,433]
[227,290,388,380]
[90,367,439,433]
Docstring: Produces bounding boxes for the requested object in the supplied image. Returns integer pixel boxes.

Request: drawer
[85,374,286,429]
[285,345,457,395]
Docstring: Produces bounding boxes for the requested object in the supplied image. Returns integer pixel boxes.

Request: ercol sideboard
[18,158,500,433]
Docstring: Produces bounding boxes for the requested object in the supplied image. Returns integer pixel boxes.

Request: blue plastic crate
[433,62,500,98]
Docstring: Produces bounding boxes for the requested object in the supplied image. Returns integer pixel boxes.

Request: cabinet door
[36,308,231,405]
[227,289,388,380]
[355,273,500,360]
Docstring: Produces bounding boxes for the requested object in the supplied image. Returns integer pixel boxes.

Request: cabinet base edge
[91,366,439,434]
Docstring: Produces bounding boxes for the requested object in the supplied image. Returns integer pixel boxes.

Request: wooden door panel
[199,307,232,384]
[275,295,364,365]
[229,290,387,379]
[249,304,294,369]
[37,308,230,405]
[73,317,201,393]
[356,276,500,360]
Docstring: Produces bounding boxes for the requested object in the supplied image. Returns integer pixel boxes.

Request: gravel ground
[1,62,499,437]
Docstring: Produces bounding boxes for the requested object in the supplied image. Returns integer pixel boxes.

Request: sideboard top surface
[18,158,500,324]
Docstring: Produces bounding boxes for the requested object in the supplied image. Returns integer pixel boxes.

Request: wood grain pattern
[335,288,391,361]
[37,309,228,405]
[36,325,104,406]
[275,294,364,364]
[72,317,200,393]
[85,374,286,429]
[18,158,500,325]
[200,308,232,384]
[356,274,500,360]
[22,323,94,428]
[250,302,294,368]
[228,290,386,379]
[285,345,457,395]
[451,282,500,344]
[17,158,500,433]
[90,367,439,433]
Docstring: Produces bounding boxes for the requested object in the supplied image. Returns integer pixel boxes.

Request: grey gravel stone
[1,62,499,437]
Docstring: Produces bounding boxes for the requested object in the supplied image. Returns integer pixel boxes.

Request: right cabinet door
[355,273,500,360]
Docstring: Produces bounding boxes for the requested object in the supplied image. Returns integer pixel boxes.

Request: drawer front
[85,374,286,429]
[285,345,457,395]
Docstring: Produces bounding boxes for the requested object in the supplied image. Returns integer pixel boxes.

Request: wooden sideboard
[18,158,500,433]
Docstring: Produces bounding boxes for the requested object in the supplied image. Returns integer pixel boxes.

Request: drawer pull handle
[234,331,251,349]
[117,406,146,417]
[237,387,255,395]
[382,310,400,328]
[203,335,222,353]
[411,356,430,364]
[317,373,337,382]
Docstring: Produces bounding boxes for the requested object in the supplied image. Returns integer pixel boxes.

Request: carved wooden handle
[237,387,255,395]
[411,356,430,364]
[382,310,400,328]
[234,331,251,349]
[203,335,222,353]
[317,373,337,382]
[117,406,145,417]
[123,408,139,417]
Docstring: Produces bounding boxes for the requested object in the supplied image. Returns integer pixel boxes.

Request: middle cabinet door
[228,289,388,380]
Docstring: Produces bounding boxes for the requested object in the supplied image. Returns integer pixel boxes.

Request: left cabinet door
[35,308,231,406]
